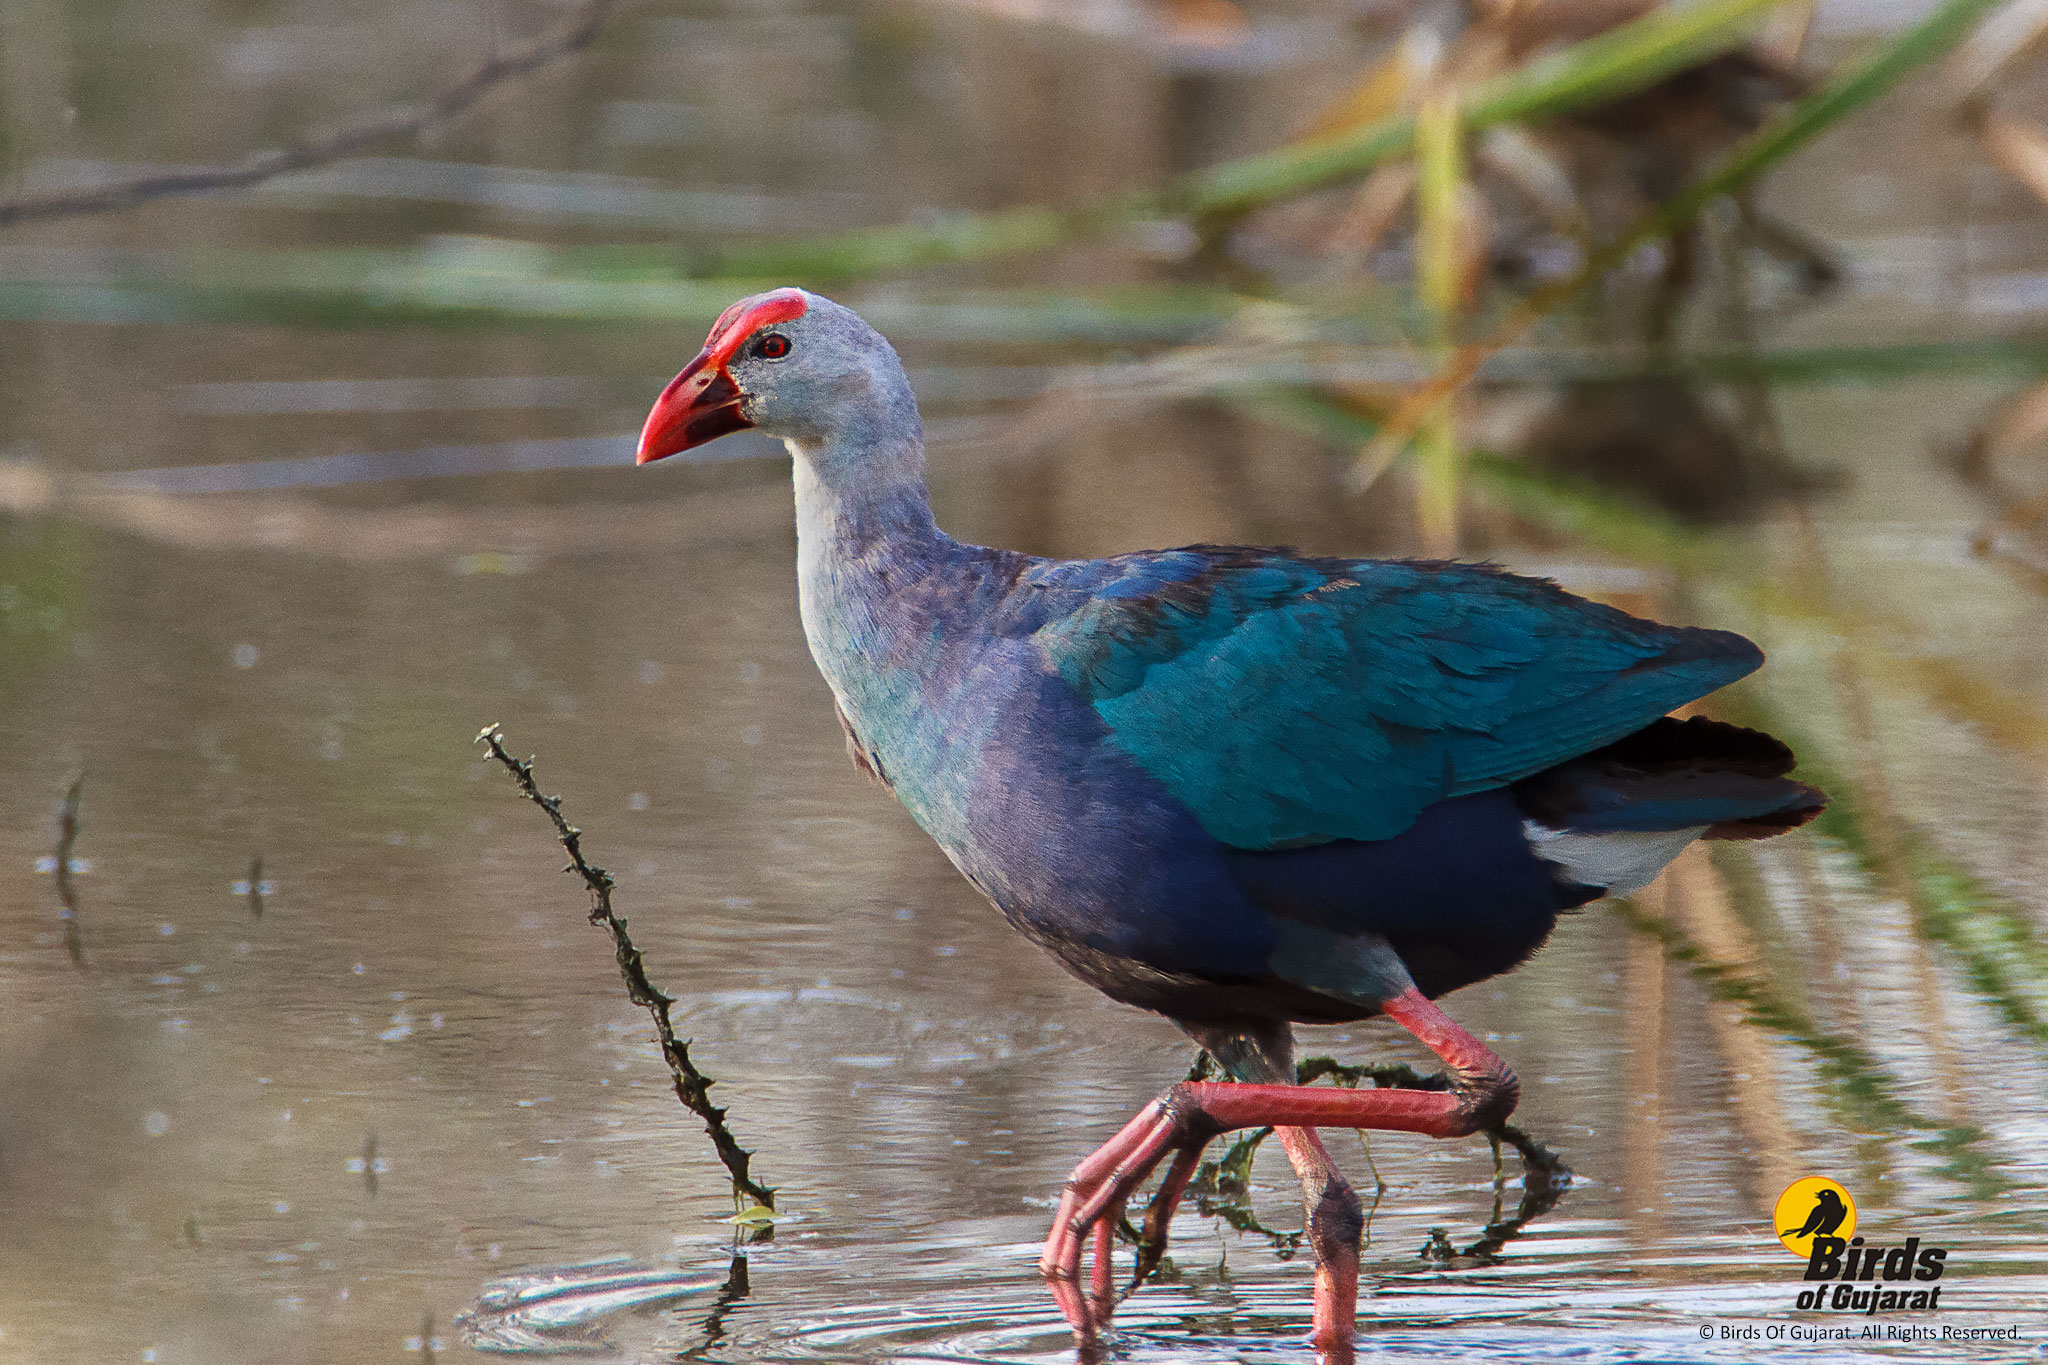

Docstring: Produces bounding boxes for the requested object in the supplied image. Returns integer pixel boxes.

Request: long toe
[1040,1101,1214,1342]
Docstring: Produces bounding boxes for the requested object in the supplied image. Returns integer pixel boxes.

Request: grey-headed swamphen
[636,288,1825,1353]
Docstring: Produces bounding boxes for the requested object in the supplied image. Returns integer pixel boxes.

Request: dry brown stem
[476,723,775,1212]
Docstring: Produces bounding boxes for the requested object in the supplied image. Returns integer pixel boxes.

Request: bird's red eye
[758,332,792,360]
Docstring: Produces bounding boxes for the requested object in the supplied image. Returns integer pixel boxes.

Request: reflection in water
[50,774,86,968]
[457,1256,723,1355]
[1521,379,1793,524]
[3,2,2048,1363]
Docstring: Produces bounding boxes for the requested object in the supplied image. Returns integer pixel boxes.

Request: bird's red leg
[1276,1126,1360,1349]
[1040,988,1517,1349]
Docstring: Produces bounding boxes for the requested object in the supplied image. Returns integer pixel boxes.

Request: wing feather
[1020,547,1761,849]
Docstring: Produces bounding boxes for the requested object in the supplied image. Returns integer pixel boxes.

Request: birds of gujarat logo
[1776,1177,1856,1259]
[1771,1175,1950,1314]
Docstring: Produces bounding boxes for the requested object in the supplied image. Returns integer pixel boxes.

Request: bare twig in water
[246,853,265,919]
[475,724,775,1212]
[0,0,629,226]
[52,777,83,968]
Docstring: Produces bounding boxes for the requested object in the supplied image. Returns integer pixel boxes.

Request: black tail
[1514,716,1827,840]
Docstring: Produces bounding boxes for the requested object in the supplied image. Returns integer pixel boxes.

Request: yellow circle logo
[1775,1177,1856,1259]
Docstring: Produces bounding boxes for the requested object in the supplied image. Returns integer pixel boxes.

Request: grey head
[635,288,922,472]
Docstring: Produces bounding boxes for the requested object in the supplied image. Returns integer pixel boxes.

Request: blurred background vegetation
[6,0,2048,1360]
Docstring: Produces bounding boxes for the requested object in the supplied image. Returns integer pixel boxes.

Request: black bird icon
[1783,1189,1848,1239]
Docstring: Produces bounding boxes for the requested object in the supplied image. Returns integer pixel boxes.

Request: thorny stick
[476,723,775,1211]
[0,0,630,226]
[53,777,83,968]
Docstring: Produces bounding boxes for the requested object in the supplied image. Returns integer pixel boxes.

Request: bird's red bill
[637,289,810,464]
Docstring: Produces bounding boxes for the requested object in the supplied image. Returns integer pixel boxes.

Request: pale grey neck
[790,432,955,715]
[789,432,944,564]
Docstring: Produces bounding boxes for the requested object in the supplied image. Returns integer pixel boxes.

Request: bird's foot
[1037,990,1518,1352]
[1037,1109,1365,1359]
[1036,1082,1487,1346]
[1038,1093,1220,1343]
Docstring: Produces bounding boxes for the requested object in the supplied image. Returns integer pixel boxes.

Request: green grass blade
[703,0,1789,280]
[1414,93,1467,555]
[1643,0,2010,236]
[1182,0,1786,216]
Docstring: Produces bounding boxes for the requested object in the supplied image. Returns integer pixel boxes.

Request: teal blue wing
[1019,547,1762,850]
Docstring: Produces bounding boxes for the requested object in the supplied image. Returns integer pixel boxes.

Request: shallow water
[5,2,2048,1362]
